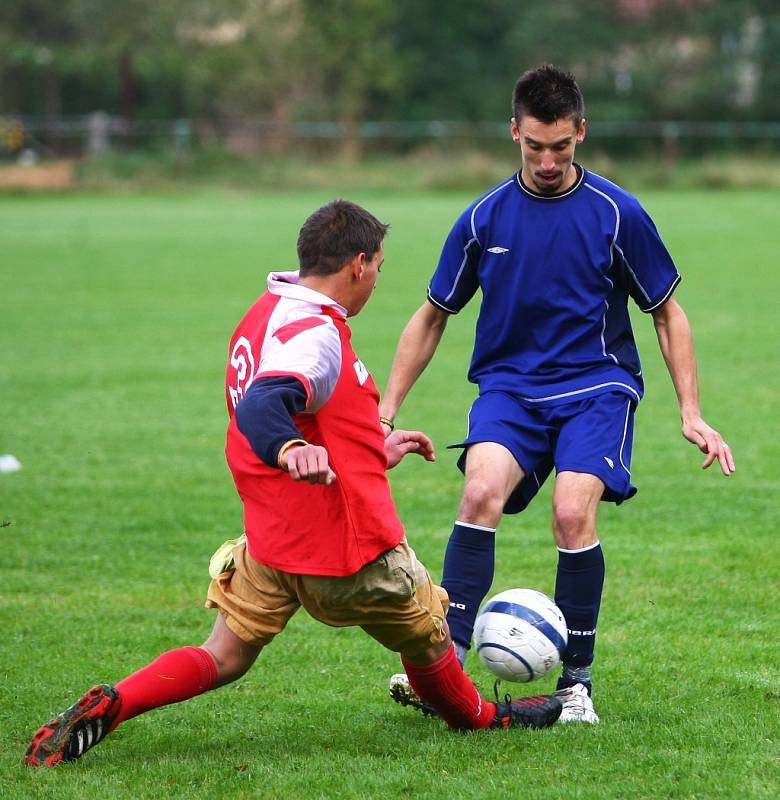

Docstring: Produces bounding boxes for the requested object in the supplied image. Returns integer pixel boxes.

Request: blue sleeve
[614,199,681,312]
[234,376,308,468]
[427,210,482,314]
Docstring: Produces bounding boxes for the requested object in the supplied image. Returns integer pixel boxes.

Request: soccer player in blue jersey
[382,64,735,723]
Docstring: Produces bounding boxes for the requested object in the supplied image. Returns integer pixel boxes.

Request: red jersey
[224,271,404,576]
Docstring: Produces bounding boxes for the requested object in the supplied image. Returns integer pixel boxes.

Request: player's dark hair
[297,200,389,277]
[512,64,584,126]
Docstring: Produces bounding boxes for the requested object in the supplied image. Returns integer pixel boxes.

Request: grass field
[1,187,778,799]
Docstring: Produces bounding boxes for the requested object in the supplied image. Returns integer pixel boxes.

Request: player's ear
[576,118,587,144]
[510,117,520,143]
[349,253,366,281]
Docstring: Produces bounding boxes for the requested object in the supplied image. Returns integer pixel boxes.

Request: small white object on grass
[0,454,22,473]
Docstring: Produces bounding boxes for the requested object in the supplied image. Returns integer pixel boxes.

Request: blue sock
[441,521,496,653]
[554,542,605,692]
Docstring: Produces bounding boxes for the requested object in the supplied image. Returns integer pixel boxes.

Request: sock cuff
[402,643,456,677]
[557,540,601,554]
[183,646,219,690]
[454,520,496,533]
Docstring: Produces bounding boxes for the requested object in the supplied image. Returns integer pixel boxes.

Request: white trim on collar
[267,271,348,318]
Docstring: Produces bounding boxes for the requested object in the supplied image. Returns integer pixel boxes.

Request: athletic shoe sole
[24,684,121,767]
[388,673,438,717]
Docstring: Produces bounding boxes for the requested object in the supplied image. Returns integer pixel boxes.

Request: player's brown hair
[297,200,390,277]
[512,64,584,127]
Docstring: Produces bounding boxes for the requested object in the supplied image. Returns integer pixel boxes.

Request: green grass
[70,147,780,193]
[1,188,778,799]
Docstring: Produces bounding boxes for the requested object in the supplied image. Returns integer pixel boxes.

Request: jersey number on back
[228,336,255,409]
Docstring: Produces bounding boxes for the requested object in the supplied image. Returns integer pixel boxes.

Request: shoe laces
[493,679,515,710]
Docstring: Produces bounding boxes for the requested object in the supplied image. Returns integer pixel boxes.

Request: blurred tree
[389,0,518,122]
[0,0,777,156]
[179,0,311,153]
[69,1,185,124]
[0,0,80,144]
[301,0,404,159]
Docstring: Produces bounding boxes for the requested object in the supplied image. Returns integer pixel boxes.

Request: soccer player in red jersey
[24,200,561,768]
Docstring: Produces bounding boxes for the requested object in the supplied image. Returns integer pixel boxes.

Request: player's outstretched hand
[682,417,735,476]
[385,429,436,470]
[284,444,337,485]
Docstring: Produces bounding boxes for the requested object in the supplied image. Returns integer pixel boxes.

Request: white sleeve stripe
[585,182,659,306]
[427,290,457,314]
[642,273,681,312]
[443,237,479,304]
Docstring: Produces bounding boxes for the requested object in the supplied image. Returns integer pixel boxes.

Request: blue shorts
[449,390,637,514]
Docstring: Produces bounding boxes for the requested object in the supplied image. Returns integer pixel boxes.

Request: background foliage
[2,0,778,129]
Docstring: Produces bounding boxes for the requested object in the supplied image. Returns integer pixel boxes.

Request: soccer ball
[474,588,568,682]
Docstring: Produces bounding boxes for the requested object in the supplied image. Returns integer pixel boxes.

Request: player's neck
[299,274,351,312]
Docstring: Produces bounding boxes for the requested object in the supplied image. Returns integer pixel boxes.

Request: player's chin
[534,176,563,193]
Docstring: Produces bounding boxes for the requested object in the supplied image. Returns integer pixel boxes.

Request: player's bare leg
[459,442,526,527]
[201,612,263,687]
[444,442,525,663]
[551,470,604,723]
[390,442,525,709]
[24,614,262,766]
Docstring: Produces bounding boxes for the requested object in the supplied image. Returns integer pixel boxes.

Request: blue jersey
[428,166,681,406]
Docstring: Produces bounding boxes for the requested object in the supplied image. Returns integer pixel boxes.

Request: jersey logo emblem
[353,359,369,385]
[603,456,614,469]
[487,246,509,254]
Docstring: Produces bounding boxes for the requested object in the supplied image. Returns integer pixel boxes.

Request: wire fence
[3,114,780,160]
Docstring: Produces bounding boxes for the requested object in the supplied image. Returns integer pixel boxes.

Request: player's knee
[401,633,452,666]
[201,643,257,685]
[552,500,594,546]
[459,478,504,523]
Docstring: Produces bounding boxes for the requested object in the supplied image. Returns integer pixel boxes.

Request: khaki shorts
[206,539,449,657]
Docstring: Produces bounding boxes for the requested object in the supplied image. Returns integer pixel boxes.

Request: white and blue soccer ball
[474,588,568,682]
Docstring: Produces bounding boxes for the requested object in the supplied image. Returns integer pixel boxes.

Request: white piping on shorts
[520,381,641,405]
[619,399,632,476]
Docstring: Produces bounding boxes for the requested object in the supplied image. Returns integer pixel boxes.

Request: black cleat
[24,684,122,767]
[491,691,562,729]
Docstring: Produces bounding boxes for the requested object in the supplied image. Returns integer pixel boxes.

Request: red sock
[112,646,218,728]
[402,645,496,730]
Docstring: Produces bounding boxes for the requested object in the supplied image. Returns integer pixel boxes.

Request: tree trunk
[339,112,362,162]
[45,62,61,152]
[118,51,136,141]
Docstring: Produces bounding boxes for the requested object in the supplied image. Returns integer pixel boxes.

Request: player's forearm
[379,302,449,420]
[652,299,701,422]
[235,376,309,467]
